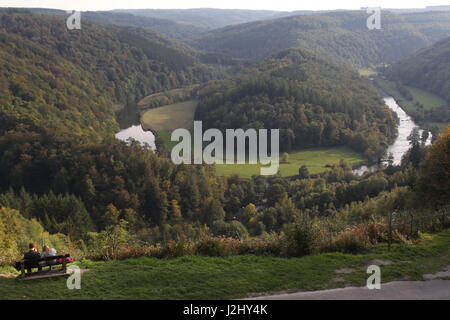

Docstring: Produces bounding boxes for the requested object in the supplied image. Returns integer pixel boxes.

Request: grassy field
[0,230,449,300]
[406,86,447,111]
[141,100,198,132]
[214,147,364,178]
[358,68,377,77]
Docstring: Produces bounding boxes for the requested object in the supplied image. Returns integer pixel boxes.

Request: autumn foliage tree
[417,125,450,207]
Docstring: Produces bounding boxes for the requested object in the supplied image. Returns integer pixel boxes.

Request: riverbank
[116,85,426,178]
[375,78,448,132]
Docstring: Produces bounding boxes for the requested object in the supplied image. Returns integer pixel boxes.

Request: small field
[358,68,377,77]
[214,147,364,178]
[0,230,449,300]
[407,87,447,111]
[141,100,198,132]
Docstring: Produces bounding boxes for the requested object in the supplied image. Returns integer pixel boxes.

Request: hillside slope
[27,8,207,39]
[0,10,222,137]
[384,36,450,105]
[190,11,450,67]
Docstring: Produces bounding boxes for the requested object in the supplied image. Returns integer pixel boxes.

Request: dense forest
[1,123,448,262]
[0,10,228,137]
[0,8,448,265]
[195,49,398,160]
[190,10,450,67]
[384,36,450,105]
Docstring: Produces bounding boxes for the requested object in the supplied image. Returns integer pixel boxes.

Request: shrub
[332,226,369,254]
[195,237,230,257]
[283,220,319,257]
[158,238,194,259]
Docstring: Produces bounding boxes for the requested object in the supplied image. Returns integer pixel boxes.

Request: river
[115,124,156,150]
[353,96,432,175]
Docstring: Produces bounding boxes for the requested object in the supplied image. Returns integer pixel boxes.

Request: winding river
[115,96,431,175]
[115,124,156,150]
[353,96,432,175]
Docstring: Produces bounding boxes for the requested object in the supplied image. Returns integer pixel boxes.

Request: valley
[0,5,449,303]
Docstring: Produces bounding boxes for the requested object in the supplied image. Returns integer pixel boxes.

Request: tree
[417,125,450,207]
[102,204,120,227]
[387,152,394,167]
[169,200,183,225]
[405,127,424,168]
[242,203,258,226]
[201,197,225,226]
[266,183,286,206]
[274,193,299,231]
[298,165,309,179]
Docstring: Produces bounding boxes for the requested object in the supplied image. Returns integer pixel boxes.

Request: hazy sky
[1,0,449,11]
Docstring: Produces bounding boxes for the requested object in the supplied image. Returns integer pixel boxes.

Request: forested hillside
[190,11,450,66]
[0,11,246,243]
[384,36,450,105]
[0,10,224,137]
[27,8,207,39]
[195,49,398,160]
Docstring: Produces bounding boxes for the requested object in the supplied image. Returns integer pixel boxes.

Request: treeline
[196,49,397,161]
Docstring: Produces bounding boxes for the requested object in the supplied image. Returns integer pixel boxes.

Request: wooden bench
[14,254,72,280]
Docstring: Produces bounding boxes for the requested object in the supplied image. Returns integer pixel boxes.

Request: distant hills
[10,8,450,69]
[189,10,450,67]
[112,8,295,30]
[25,8,207,39]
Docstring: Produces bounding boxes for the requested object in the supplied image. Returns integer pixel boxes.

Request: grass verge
[1,230,448,300]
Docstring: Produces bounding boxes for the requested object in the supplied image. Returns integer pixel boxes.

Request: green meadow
[214,147,364,178]
[358,68,377,77]
[141,100,198,132]
[0,230,449,300]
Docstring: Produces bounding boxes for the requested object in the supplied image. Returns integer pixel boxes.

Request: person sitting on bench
[24,243,42,273]
[40,245,57,269]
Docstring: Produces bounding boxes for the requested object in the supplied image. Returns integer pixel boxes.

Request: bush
[331,226,369,254]
[158,238,194,259]
[195,237,230,257]
[283,220,319,257]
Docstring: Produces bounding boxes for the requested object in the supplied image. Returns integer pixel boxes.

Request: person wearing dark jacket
[24,243,42,273]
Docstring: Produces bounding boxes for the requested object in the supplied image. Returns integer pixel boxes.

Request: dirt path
[247,280,450,300]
